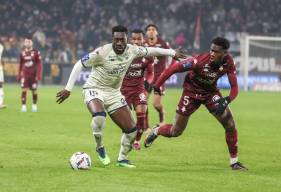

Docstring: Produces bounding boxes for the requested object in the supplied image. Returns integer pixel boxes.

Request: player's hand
[56,89,71,104]
[16,75,21,81]
[173,47,188,61]
[144,80,153,93]
[214,96,231,116]
[153,86,163,96]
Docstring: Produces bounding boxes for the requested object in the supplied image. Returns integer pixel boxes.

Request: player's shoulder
[88,43,111,57]
[192,53,209,65]
[222,53,235,68]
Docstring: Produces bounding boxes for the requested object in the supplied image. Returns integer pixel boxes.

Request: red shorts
[21,77,38,90]
[121,87,147,109]
[176,90,223,116]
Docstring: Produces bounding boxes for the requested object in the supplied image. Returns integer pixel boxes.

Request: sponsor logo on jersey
[24,56,32,60]
[128,70,141,77]
[24,61,33,67]
[130,63,142,68]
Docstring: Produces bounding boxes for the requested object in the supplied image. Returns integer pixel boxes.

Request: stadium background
[1,0,281,89]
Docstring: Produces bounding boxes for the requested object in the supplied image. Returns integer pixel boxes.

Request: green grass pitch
[0,85,281,192]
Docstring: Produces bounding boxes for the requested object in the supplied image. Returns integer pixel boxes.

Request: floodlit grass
[0,85,280,192]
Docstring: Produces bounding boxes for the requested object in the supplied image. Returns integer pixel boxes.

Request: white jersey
[64,43,175,92]
[81,43,149,90]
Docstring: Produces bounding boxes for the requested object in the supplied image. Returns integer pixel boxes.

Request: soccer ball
[69,152,91,170]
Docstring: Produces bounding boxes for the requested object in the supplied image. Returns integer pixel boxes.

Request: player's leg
[109,106,137,168]
[20,85,28,112]
[145,94,200,147]
[144,113,190,147]
[133,104,148,150]
[20,77,29,112]
[84,89,110,165]
[31,80,39,112]
[206,93,247,170]
[0,82,6,109]
[153,94,165,124]
[0,66,6,109]
[153,84,165,123]
[212,108,247,170]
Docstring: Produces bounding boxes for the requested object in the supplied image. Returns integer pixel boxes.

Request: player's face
[112,32,127,55]
[210,44,225,63]
[146,26,158,39]
[24,39,33,50]
[131,33,144,46]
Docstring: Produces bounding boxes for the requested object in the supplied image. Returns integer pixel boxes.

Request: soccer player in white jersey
[56,25,186,168]
[0,42,6,109]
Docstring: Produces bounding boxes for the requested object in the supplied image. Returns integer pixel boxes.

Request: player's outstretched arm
[153,58,193,95]
[56,60,83,104]
[145,47,187,60]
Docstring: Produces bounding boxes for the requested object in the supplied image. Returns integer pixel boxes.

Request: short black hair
[131,29,144,35]
[145,24,158,31]
[112,25,128,35]
[211,37,230,50]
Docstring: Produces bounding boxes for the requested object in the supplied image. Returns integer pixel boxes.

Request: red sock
[145,109,149,128]
[155,106,164,123]
[21,91,27,105]
[157,124,173,137]
[135,112,147,141]
[225,129,238,158]
[135,130,143,142]
[32,92,38,104]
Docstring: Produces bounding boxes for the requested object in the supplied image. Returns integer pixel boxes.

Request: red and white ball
[69,152,91,170]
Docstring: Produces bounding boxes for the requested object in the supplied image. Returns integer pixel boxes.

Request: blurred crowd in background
[1,0,281,65]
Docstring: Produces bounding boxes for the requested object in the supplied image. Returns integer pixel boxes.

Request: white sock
[118,130,137,161]
[91,116,106,148]
[230,157,238,165]
[0,88,4,105]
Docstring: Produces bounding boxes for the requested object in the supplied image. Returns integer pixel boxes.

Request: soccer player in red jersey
[144,37,248,170]
[121,29,154,150]
[144,24,172,124]
[17,37,42,112]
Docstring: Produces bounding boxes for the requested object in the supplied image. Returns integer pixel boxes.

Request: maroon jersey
[121,57,154,88]
[18,49,42,80]
[183,53,236,95]
[155,53,238,101]
[144,38,170,81]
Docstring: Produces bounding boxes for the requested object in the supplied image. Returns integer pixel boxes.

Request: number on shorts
[183,96,189,106]
[121,98,126,104]
[89,90,97,97]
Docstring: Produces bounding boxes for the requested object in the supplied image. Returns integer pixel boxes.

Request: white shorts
[0,65,4,82]
[83,88,127,114]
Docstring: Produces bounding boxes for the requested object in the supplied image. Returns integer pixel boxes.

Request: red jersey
[18,49,42,80]
[155,53,238,101]
[122,57,154,88]
[144,37,170,80]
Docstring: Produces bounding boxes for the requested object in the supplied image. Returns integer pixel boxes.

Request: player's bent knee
[123,127,137,134]
[171,130,183,137]
[91,112,106,134]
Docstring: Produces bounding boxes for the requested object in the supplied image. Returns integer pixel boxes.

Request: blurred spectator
[0,0,280,61]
